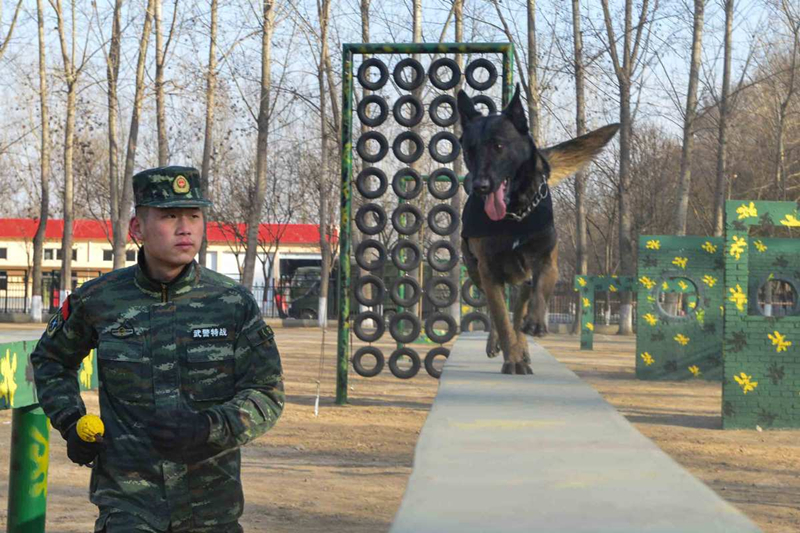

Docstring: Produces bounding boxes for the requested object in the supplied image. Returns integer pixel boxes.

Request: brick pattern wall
[635,236,725,381]
[723,201,800,429]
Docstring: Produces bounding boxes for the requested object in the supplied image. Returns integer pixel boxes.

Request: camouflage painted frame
[573,275,634,350]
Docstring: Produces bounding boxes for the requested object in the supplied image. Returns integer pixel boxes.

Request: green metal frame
[337,42,515,404]
[573,275,635,350]
[2,340,98,532]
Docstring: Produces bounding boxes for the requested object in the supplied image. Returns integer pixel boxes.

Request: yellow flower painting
[643,313,658,326]
[586,322,594,331]
[609,284,617,292]
[677,280,688,291]
[688,365,701,377]
[583,297,590,308]
[728,284,747,312]
[639,276,656,290]
[577,277,587,287]
[641,352,655,366]
[672,257,688,269]
[768,331,792,353]
[646,240,661,250]
[734,372,758,394]
[736,201,758,220]
[702,241,717,254]
[754,240,767,253]
[729,235,747,260]
[779,213,800,227]
[674,334,690,346]
[702,275,717,287]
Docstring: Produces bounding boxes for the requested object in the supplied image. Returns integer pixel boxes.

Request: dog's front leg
[479,268,531,375]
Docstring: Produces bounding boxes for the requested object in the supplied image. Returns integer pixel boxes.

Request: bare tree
[102,0,124,268]
[600,0,655,335]
[113,0,155,270]
[316,0,333,325]
[449,0,465,321]
[155,0,178,166]
[242,0,275,289]
[713,0,734,235]
[31,0,51,321]
[199,0,218,266]
[674,0,706,235]
[0,0,22,63]
[771,0,800,200]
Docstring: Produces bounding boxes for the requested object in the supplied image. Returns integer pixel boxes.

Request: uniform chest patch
[110,322,136,338]
[192,327,229,340]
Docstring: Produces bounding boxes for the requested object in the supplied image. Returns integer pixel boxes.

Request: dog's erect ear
[457,90,481,126]
[541,123,620,188]
[502,84,528,134]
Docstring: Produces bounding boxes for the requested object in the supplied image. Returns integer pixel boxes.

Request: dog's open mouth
[485,178,509,221]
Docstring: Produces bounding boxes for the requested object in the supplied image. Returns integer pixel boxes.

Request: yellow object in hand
[76,414,105,443]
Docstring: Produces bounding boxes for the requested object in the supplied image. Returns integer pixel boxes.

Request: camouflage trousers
[97,512,243,533]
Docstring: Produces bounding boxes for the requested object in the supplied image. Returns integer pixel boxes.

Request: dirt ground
[1,326,798,532]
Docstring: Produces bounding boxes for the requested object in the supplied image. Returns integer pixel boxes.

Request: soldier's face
[131,207,204,277]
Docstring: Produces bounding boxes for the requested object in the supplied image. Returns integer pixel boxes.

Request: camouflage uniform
[31,166,284,532]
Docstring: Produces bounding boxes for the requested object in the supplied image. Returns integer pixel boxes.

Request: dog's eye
[494,143,503,151]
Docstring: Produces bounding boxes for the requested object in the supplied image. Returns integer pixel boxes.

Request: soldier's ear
[129,215,144,243]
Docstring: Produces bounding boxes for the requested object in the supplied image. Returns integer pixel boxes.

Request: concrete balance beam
[389,333,761,533]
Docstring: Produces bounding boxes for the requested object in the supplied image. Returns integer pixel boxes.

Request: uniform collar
[134,249,199,300]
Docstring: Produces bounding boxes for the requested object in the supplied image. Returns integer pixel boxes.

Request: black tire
[427,240,459,272]
[425,312,457,344]
[352,346,385,377]
[355,203,387,236]
[356,94,389,128]
[461,311,490,332]
[389,311,421,343]
[353,311,385,342]
[356,131,389,163]
[472,94,497,115]
[355,167,388,199]
[427,168,460,200]
[391,240,422,271]
[424,347,449,379]
[355,239,387,271]
[424,276,458,308]
[354,275,385,307]
[392,168,423,200]
[389,347,422,379]
[390,276,422,307]
[428,57,461,90]
[299,309,317,320]
[427,204,459,236]
[392,95,424,128]
[391,203,423,235]
[429,131,461,164]
[393,57,425,91]
[393,131,424,164]
[429,94,458,127]
[465,58,498,91]
[357,57,389,91]
[461,278,487,307]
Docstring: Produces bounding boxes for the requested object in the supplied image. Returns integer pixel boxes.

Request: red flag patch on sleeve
[61,295,71,321]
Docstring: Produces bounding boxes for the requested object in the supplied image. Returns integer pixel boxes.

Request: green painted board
[573,275,634,350]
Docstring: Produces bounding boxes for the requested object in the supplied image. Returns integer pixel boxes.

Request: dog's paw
[485,336,501,358]
[521,317,548,337]
[501,361,534,375]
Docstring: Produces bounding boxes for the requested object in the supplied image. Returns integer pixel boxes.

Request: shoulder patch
[258,325,274,341]
[46,312,64,337]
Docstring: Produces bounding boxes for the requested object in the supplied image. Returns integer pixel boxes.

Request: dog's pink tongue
[485,181,507,221]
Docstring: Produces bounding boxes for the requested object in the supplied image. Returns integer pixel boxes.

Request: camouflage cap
[133,166,213,208]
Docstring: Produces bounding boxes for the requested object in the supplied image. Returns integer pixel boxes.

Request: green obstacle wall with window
[635,236,725,381]
[722,200,800,429]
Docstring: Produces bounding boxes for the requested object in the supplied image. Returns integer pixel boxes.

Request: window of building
[0,271,7,291]
[45,248,77,261]
[0,248,7,259]
[103,250,113,262]
[126,250,136,262]
[44,249,54,260]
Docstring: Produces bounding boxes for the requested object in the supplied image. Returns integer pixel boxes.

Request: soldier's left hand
[147,409,211,463]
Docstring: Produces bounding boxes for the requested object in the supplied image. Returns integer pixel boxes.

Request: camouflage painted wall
[723,201,800,429]
[635,236,725,381]
[573,275,634,350]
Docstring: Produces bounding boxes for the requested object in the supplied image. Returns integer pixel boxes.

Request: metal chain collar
[503,180,549,222]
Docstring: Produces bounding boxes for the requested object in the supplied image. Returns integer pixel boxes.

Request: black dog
[458,85,619,374]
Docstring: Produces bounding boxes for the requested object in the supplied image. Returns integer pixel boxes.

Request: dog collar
[504,180,549,222]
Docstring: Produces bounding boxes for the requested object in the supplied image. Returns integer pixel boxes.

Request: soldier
[31,166,284,533]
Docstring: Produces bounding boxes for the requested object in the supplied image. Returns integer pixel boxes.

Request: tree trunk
[449,0,464,323]
[570,0,587,335]
[114,0,154,271]
[713,0,733,236]
[242,0,274,289]
[674,0,705,236]
[199,0,218,267]
[526,0,540,143]
[107,0,122,264]
[317,0,332,327]
[31,0,50,321]
[0,0,22,63]
[154,0,169,166]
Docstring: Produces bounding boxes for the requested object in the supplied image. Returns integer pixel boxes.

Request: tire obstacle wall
[722,200,800,429]
[573,275,634,350]
[635,236,725,380]
[336,43,514,403]
[1,340,99,531]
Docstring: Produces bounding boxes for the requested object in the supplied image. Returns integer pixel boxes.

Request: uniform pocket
[97,339,153,405]
[184,344,235,402]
